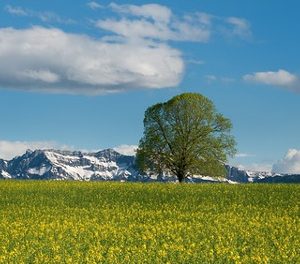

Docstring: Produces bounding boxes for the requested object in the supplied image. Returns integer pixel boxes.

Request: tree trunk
[177,172,185,183]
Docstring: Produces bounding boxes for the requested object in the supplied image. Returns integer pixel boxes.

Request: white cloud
[226,17,252,39]
[96,18,171,41]
[235,163,272,173]
[96,18,210,43]
[0,26,184,95]
[0,140,70,160]
[2,3,253,95]
[4,5,75,25]
[37,12,75,24]
[235,153,254,158]
[109,3,172,23]
[0,141,138,160]
[95,3,211,43]
[20,70,61,83]
[5,5,27,16]
[272,149,300,174]
[171,19,211,42]
[113,145,138,156]
[87,1,103,10]
[102,4,251,43]
[94,3,251,43]
[244,69,298,87]
[205,75,235,83]
[195,12,213,26]
[205,75,217,82]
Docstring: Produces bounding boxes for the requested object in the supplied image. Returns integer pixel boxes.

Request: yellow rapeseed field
[0,181,299,263]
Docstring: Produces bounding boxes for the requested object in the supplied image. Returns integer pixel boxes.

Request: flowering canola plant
[0,181,299,263]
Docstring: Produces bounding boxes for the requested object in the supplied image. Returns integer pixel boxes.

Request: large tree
[136,93,236,182]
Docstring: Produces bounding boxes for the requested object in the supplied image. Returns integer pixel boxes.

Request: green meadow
[0,181,299,263]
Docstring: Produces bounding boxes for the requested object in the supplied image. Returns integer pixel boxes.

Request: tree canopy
[136,93,236,182]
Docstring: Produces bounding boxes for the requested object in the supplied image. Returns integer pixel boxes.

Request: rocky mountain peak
[0,149,299,183]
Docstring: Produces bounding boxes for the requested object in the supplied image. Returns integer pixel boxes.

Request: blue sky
[0,0,300,173]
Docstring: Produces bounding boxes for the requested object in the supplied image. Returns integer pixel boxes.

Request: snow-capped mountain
[225,165,300,183]
[0,149,299,183]
[0,149,139,181]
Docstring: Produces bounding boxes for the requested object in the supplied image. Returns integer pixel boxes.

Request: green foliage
[0,181,299,263]
[137,93,236,181]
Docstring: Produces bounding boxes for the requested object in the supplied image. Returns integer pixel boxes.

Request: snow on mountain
[225,165,300,183]
[1,170,11,179]
[0,149,299,183]
[0,149,138,181]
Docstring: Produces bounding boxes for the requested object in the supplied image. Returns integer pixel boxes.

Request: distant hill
[0,149,299,183]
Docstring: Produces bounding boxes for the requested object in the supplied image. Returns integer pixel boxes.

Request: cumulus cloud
[20,69,61,83]
[244,69,297,86]
[244,69,299,90]
[272,149,300,174]
[0,140,70,160]
[2,3,252,95]
[0,27,184,95]
[113,145,138,156]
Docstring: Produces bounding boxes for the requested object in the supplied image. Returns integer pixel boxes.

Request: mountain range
[0,149,299,183]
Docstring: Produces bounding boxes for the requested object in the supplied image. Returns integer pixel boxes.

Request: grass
[0,181,299,263]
